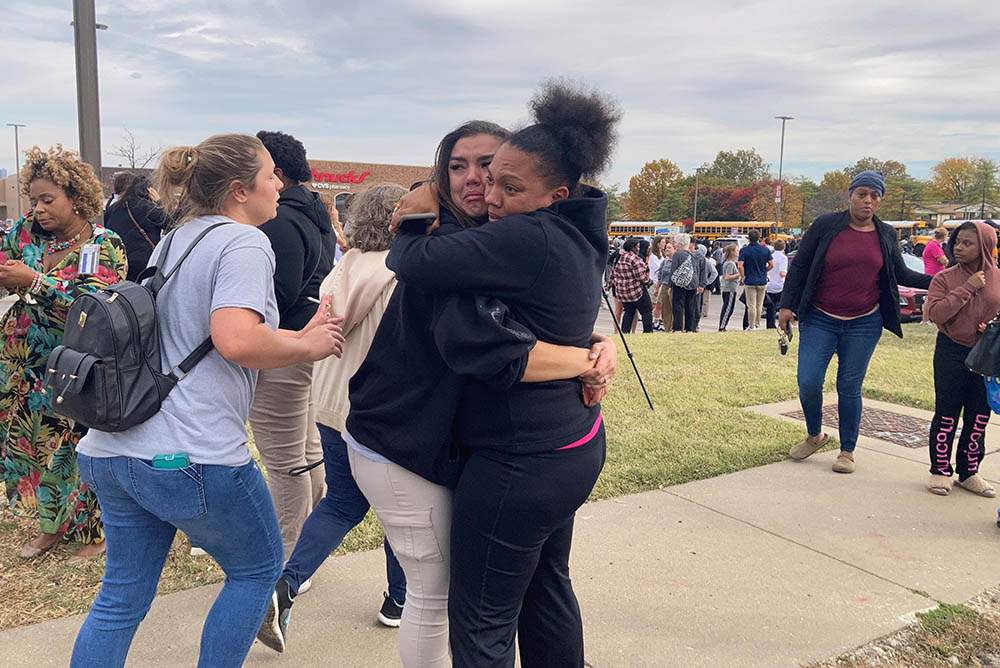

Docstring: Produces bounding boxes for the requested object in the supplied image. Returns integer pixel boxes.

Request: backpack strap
[168,336,215,382]
[141,222,231,296]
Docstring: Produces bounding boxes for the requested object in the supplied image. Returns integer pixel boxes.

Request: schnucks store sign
[310,169,372,190]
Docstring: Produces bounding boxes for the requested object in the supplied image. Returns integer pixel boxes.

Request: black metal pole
[603,289,654,410]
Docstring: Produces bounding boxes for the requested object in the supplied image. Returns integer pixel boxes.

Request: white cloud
[1,0,998,190]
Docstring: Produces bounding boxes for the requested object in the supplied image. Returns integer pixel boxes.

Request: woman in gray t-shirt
[718,244,741,331]
[72,134,344,668]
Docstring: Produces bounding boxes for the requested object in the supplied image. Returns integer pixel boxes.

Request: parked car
[899,253,928,323]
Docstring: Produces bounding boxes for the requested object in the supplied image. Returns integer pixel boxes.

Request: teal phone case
[152,453,191,469]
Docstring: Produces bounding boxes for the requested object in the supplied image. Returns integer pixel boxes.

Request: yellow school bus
[608,222,683,239]
[692,221,778,242]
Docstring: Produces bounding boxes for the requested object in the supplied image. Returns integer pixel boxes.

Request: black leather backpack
[45,223,227,432]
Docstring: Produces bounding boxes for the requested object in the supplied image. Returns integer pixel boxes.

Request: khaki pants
[249,361,323,558]
[745,285,767,329]
[349,446,452,668]
[660,285,673,331]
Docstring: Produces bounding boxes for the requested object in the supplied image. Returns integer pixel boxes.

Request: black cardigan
[779,210,931,337]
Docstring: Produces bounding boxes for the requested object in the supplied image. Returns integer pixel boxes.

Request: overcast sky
[1,0,998,189]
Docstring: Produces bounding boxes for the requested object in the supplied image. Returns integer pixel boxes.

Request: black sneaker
[257,579,295,652]
[376,592,404,627]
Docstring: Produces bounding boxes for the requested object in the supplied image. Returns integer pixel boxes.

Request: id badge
[78,243,100,275]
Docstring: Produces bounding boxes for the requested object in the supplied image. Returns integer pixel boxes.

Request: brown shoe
[832,450,855,474]
[955,474,996,498]
[789,433,829,461]
[927,474,952,496]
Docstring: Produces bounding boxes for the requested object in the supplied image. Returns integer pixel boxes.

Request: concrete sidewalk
[4,397,1000,667]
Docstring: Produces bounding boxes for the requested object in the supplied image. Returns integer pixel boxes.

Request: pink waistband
[556,413,603,451]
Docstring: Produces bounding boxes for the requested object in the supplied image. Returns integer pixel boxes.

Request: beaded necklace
[45,224,89,255]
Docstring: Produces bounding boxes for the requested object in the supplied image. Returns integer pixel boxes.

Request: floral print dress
[0,215,127,544]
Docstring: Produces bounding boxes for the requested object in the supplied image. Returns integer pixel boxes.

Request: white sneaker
[297,579,313,595]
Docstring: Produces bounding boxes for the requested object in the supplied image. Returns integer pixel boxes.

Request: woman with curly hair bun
[0,145,127,565]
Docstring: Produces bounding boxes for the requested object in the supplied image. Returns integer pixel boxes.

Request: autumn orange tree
[625,159,683,220]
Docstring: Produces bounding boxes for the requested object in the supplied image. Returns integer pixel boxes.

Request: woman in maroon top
[779,171,931,473]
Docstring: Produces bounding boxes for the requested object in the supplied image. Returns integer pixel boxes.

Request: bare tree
[111,128,161,169]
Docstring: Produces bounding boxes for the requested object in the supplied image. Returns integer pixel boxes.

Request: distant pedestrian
[923,227,949,276]
[104,174,168,282]
[657,240,675,331]
[664,233,701,332]
[764,239,788,329]
[699,246,718,319]
[104,171,135,215]
[649,235,667,330]
[612,237,654,333]
[738,229,773,330]
[718,244,740,331]
[924,222,1000,497]
[781,170,931,474]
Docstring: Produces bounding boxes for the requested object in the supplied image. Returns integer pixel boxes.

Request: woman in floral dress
[0,146,127,565]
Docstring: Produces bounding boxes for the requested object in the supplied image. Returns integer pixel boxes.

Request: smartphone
[398,213,438,235]
[152,453,191,469]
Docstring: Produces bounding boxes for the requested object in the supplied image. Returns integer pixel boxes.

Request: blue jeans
[283,424,406,601]
[72,455,283,668]
[797,308,883,452]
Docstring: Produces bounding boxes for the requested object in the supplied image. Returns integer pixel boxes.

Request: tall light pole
[692,167,704,226]
[72,0,106,176]
[774,116,793,229]
[7,123,26,219]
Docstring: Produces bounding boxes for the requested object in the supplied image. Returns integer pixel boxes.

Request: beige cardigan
[311,249,397,432]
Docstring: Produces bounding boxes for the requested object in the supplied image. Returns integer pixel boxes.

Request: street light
[774,116,793,229]
[7,123,26,219]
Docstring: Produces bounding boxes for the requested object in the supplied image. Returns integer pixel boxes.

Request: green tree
[626,159,683,220]
[845,157,909,179]
[653,186,690,221]
[970,158,1000,216]
[600,183,627,221]
[699,148,771,185]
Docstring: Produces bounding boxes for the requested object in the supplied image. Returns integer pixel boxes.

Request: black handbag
[965,319,1000,377]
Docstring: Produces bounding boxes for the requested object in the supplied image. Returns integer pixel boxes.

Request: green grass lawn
[0,323,938,630]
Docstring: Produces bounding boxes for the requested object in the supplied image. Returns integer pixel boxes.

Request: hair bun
[528,79,622,181]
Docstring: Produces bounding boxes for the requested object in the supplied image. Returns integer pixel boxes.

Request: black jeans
[719,291,737,331]
[622,289,653,333]
[929,332,990,479]
[449,433,606,668]
[764,290,782,329]
[671,287,698,332]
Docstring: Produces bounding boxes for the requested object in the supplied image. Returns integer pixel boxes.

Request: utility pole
[693,167,703,226]
[73,0,104,176]
[774,116,793,228]
[7,123,26,219]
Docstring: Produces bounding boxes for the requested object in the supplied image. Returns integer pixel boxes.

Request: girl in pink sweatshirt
[924,221,1000,496]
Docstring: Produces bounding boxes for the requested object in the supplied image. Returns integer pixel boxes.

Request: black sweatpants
[622,289,653,333]
[448,432,606,668]
[929,332,990,480]
[719,291,737,331]
[672,287,698,332]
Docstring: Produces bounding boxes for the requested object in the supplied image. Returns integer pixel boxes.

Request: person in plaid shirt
[612,237,654,332]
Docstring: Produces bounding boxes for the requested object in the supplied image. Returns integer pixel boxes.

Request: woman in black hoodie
[249,130,337,558]
[385,81,621,668]
[104,174,167,282]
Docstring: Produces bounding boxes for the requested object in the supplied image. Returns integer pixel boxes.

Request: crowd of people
[1,84,999,668]
[607,228,790,333]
